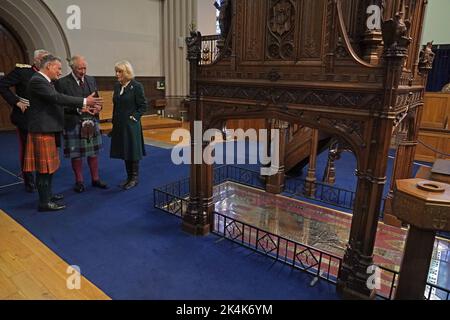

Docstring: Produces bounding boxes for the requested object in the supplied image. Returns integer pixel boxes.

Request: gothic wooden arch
[206,104,364,165]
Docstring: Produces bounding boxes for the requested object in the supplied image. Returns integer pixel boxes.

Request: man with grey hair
[0,49,49,193]
[23,54,103,212]
[56,55,108,193]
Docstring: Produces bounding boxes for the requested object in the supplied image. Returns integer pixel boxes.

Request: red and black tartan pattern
[23,133,60,174]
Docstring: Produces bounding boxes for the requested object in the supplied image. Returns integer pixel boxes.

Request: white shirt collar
[72,72,84,85]
[38,71,52,83]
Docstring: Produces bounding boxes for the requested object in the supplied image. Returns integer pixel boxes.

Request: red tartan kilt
[23,133,60,174]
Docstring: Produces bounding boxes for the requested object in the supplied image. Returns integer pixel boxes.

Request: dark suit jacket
[0,65,37,130]
[55,74,98,129]
[27,73,84,133]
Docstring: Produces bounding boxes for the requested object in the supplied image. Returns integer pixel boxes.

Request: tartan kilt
[23,133,60,174]
[63,122,102,159]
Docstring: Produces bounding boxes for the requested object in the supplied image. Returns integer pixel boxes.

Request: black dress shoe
[51,194,64,201]
[92,180,109,189]
[74,182,85,193]
[38,202,66,212]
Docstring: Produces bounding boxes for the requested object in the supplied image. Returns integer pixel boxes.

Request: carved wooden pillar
[183,30,213,236]
[304,128,319,197]
[266,119,288,194]
[337,32,409,299]
[183,124,214,236]
[384,109,422,226]
[337,122,393,299]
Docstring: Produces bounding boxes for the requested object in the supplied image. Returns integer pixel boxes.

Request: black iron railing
[284,177,356,211]
[153,177,189,218]
[200,35,221,65]
[216,165,266,190]
[213,212,342,284]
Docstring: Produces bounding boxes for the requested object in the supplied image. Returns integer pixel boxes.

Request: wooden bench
[97,91,181,134]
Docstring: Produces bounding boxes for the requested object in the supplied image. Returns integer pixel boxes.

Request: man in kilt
[23,55,103,212]
[55,56,108,193]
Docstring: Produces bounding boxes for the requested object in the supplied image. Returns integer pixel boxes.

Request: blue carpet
[0,132,338,300]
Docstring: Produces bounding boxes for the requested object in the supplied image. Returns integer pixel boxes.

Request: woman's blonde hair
[114,60,135,81]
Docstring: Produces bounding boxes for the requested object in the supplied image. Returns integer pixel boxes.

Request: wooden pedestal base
[395,226,436,300]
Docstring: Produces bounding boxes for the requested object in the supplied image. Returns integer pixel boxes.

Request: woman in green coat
[110,60,148,190]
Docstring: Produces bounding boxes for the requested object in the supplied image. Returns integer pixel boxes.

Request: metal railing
[216,165,266,190]
[200,35,221,65]
[213,211,342,285]
[284,177,356,211]
[153,177,189,218]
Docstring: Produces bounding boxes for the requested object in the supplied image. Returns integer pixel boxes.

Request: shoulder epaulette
[16,63,32,68]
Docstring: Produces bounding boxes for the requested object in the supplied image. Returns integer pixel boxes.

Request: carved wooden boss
[185,0,430,299]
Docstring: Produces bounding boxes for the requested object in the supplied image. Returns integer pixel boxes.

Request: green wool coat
[110,79,148,161]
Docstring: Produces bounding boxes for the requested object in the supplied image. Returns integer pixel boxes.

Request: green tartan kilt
[63,121,102,158]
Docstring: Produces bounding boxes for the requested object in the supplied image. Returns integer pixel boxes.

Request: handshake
[82,92,103,115]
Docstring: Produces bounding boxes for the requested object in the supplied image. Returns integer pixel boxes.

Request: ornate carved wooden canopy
[185,0,431,299]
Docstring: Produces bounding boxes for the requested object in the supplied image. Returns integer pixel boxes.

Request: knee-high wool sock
[71,158,83,183]
[87,156,100,182]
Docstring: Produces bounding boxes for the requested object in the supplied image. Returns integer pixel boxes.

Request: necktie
[79,78,84,87]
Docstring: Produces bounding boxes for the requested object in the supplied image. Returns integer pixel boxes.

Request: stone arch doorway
[0,21,27,130]
[0,0,71,65]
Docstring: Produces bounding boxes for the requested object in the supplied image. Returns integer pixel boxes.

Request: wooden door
[0,23,26,131]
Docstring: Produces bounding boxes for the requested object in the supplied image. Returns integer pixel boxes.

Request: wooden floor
[0,210,110,300]
[143,121,190,146]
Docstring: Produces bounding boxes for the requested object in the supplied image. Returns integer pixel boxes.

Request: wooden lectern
[393,179,450,300]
